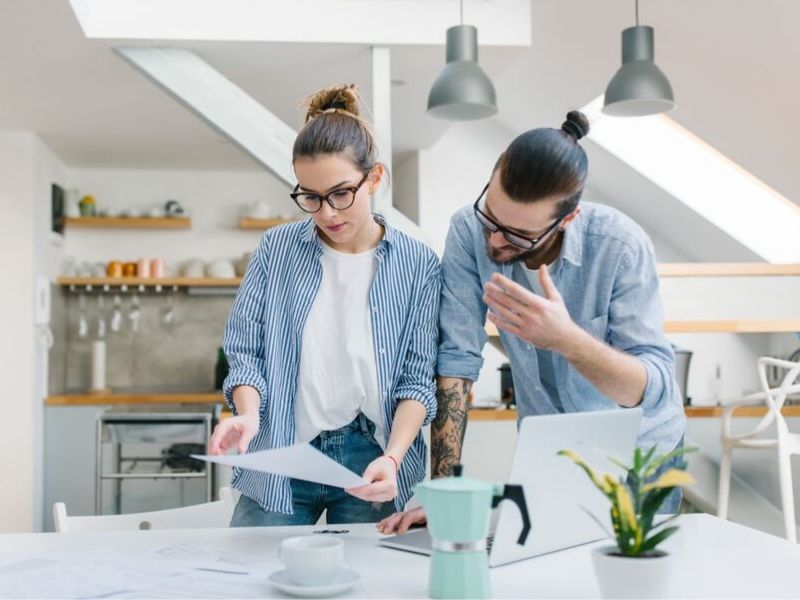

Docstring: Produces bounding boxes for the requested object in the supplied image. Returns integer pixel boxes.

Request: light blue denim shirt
[438,202,686,454]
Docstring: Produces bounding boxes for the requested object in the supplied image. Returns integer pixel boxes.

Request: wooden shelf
[658,263,800,277]
[239,217,297,230]
[46,392,224,406]
[468,408,517,421]
[65,217,191,229]
[58,277,241,288]
[685,405,800,418]
[487,320,800,336]
[665,320,800,333]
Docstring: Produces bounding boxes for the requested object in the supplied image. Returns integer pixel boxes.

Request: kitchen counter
[45,393,800,419]
[46,391,222,406]
[45,392,518,421]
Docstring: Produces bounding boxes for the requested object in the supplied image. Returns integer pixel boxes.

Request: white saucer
[267,569,361,597]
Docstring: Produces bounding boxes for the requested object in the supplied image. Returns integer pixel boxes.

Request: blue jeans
[230,414,395,526]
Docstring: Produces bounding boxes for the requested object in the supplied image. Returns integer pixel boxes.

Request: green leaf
[642,468,694,492]
[557,450,614,498]
[613,481,642,555]
[643,447,699,478]
[648,512,681,533]
[640,446,658,470]
[579,505,614,539]
[640,488,675,533]
[633,447,643,471]
[606,455,632,473]
[639,526,680,553]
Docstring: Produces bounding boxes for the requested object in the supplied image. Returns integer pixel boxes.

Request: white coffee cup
[278,535,345,586]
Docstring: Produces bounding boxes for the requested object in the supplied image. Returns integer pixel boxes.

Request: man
[378,112,686,533]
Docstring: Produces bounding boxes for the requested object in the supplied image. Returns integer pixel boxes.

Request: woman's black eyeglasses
[290,171,371,214]
[473,183,566,250]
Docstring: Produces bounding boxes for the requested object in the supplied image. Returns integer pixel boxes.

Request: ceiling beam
[70,0,531,46]
[116,46,434,247]
[371,46,393,214]
[117,47,296,185]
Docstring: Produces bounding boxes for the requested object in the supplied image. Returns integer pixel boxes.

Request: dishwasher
[95,405,216,515]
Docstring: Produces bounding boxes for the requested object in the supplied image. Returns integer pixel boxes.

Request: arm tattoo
[431,379,470,478]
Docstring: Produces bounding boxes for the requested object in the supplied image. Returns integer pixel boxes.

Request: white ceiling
[1,0,798,261]
[0,0,523,169]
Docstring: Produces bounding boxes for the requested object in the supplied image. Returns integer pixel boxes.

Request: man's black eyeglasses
[290,171,371,213]
[473,183,566,250]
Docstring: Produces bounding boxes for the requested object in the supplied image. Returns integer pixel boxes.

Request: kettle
[414,465,531,599]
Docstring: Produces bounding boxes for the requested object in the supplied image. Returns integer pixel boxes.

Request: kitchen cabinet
[44,405,108,532]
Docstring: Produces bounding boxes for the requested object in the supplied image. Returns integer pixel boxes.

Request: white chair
[54,487,235,533]
[717,357,800,542]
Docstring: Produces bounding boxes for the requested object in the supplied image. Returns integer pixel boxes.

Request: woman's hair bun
[303,83,361,123]
[561,110,590,141]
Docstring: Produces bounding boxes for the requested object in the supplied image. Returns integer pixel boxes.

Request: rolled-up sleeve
[393,253,441,425]
[222,235,270,415]
[608,238,678,411]
[436,215,487,381]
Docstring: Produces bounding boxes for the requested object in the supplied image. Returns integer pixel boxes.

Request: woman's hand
[208,413,260,455]
[346,455,398,502]
[376,506,427,535]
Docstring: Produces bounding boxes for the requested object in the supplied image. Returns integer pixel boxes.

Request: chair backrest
[53,487,235,533]
[752,357,800,435]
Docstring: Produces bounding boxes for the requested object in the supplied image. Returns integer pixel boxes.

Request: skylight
[582,96,800,263]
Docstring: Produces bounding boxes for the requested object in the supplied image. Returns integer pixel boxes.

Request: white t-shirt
[294,241,384,445]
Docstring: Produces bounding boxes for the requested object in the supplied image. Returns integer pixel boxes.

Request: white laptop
[379,408,642,567]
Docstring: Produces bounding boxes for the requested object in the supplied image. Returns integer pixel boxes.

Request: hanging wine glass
[77,293,88,339]
[110,294,123,333]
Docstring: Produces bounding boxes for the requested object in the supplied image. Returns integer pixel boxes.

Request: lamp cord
[460,0,464,25]
[635,0,639,26]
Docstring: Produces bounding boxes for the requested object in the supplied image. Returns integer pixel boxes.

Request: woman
[209,84,440,526]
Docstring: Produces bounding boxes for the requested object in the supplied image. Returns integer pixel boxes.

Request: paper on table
[193,443,368,489]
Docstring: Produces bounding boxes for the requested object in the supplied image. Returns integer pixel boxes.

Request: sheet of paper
[193,443,368,489]
[0,556,146,598]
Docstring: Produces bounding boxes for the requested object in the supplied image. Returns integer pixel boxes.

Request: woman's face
[293,153,377,247]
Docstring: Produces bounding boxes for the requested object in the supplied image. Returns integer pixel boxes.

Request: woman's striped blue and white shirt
[222,216,440,514]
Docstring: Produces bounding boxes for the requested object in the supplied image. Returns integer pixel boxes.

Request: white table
[0,514,798,598]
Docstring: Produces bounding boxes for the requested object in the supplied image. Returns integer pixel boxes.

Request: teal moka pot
[415,465,531,599]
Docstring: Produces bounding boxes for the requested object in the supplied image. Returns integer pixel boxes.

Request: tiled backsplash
[49,286,234,393]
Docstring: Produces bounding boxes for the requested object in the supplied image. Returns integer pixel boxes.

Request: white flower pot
[591,545,674,599]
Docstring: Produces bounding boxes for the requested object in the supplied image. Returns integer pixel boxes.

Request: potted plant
[558,446,695,599]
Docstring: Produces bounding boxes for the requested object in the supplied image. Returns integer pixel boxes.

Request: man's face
[480,174,577,265]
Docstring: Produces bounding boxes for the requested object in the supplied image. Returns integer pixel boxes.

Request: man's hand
[483,265,583,354]
[376,507,427,535]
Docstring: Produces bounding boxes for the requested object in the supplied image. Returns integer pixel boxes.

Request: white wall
[32,138,68,532]
[63,168,297,270]
[393,153,419,225]
[416,120,514,403]
[0,133,38,532]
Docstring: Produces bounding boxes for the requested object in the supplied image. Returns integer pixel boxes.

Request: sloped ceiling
[490,0,799,261]
[0,0,796,261]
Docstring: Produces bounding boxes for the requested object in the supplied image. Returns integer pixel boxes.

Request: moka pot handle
[492,484,531,545]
